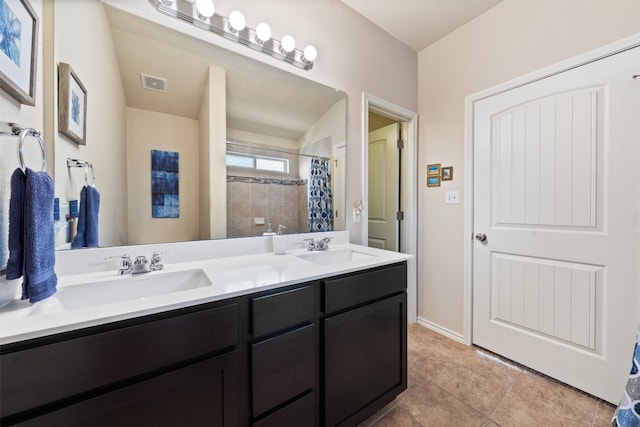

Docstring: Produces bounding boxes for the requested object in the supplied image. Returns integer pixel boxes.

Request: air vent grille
[140,73,167,92]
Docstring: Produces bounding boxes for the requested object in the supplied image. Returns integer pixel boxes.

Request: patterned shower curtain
[308,157,333,232]
[613,326,640,427]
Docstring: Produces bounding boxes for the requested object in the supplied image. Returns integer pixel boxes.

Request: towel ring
[18,128,46,172]
[84,164,96,186]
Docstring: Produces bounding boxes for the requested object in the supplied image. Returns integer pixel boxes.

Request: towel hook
[18,128,46,173]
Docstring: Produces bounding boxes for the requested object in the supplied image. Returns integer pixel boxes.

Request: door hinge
[396,211,404,221]
[397,139,405,150]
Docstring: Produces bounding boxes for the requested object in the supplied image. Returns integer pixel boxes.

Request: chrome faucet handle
[302,238,316,251]
[150,252,164,271]
[116,254,133,275]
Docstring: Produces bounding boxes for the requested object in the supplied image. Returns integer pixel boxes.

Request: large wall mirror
[50,1,346,250]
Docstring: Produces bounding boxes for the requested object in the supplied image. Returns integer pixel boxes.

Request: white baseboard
[416,317,465,344]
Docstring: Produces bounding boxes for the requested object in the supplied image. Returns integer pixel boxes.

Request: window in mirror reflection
[226,152,289,174]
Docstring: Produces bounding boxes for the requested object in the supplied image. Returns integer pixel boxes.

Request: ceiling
[340,0,503,52]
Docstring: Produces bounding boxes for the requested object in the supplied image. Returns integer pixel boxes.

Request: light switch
[445,191,459,205]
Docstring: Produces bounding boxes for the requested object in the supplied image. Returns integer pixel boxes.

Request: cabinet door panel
[17,352,240,427]
[324,294,407,426]
[252,324,315,416]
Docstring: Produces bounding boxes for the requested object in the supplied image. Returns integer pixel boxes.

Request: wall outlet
[445,191,460,205]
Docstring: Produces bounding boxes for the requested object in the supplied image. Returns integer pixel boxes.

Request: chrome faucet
[150,252,164,271]
[303,237,332,251]
[112,254,133,275]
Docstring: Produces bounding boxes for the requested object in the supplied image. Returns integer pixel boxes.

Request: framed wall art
[427,175,440,187]
[58,62,87,145]
[0,0,38,105]
[441,166,453,181]
[426,163,440,176]
[151,150,179,218]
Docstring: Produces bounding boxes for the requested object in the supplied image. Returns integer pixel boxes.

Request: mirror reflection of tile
[151,150,179,218]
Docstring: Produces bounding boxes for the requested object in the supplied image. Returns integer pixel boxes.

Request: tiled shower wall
[227,178,309,237]
[226,143,310,237]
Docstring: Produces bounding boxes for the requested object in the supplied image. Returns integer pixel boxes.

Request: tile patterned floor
[361,324,617,427]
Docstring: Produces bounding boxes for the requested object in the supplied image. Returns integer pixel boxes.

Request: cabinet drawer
[1,303,237,418]
[252,324,315,416]
[16,352,240,427]
[253,392,316,427]
[252,284,315,338]
[324,262,406,314]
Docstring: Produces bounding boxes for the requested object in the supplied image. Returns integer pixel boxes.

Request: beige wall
[127,108,199,245]
[53,0,127,247]
[417,0,640,336]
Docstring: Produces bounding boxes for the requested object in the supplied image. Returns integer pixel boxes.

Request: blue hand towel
[6,168,57,303]
[71,185,100,248]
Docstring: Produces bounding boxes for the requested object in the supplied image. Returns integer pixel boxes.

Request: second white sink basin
[57,269,212,310]
[297,249,375,266]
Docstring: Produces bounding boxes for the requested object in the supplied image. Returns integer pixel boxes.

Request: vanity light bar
[148,0,316,71]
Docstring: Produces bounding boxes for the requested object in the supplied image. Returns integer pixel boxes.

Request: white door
[368,123,399,251]
[472,45,640,403]
[333,144,346,231]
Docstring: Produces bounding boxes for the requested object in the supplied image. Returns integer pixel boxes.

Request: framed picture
[0,0,38,105]
[441,166,453,181]
[427,175,440,187]
[426,163,441,176]
[58,62,87,145]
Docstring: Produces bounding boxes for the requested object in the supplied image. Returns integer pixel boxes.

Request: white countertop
[0,243,411,345]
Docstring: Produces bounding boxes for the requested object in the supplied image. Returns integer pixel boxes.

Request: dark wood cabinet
[323,262,408,427]
[250,283,319,426]
[0,261,407,427]
[0,302,244,426]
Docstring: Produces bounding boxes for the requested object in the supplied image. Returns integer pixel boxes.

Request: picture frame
[58,62,87,145]
[441,166,453,181]
[0,0,38,106]
[427,175,440,187]
[426,163,441,176]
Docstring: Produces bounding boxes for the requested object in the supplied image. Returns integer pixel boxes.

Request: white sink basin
[297,249,375,265]
[57,269,212,310]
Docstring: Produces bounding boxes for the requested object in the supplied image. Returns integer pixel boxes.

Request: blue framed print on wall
[151,150,179,218]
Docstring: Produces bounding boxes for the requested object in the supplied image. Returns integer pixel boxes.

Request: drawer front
[252,324,315,416]
[1,303,237,418]
[324,262,407,314]
[16,352,240,427]
[253,392,316,427]
[252,284,315,338]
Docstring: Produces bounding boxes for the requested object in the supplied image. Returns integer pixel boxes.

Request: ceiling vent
[140,73,167,93]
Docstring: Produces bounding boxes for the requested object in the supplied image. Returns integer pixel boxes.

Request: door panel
[368,123,399,251]
[473,45,640,403]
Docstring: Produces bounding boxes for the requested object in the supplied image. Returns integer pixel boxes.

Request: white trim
[463,32,640,345]
[416,317,465,344]
[362,92,419,323]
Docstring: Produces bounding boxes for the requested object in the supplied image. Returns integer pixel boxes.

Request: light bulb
[280,35,296,53]
[195,0,215,18]
[303,45,317,62]
[229,11,246,32]
[256,23,271,43]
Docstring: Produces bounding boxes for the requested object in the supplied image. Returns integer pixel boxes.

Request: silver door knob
[475,233,487,242]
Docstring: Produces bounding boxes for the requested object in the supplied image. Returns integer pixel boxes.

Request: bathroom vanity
[0,238,409,427]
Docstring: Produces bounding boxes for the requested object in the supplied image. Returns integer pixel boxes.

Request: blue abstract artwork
[71,91,80,124]
[0,0,21,66]
[151,150,179,218]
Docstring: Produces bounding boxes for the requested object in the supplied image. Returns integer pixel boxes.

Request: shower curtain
[613,325,640,427]
[308,157,333,232]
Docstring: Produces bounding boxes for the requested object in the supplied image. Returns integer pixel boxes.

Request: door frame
[463,33,640,345]
[362,92,418,323]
